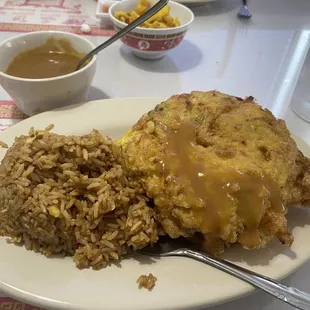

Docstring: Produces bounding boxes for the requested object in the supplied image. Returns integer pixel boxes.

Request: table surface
[0,0,310,309]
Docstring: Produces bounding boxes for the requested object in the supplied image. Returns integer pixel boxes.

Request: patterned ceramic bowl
[109,0,194,59]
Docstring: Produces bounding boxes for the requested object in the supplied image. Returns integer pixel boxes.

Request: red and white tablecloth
[0,297,42,310]
[0,0,113,35]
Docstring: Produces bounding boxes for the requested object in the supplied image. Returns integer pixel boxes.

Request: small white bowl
[109,0,194,59]
[0,31,97,116]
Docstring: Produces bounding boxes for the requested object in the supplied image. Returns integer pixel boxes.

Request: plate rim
[0,97,309,310]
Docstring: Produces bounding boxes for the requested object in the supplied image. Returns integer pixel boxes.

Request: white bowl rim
[0,31,97,83]
[109,0,194,32]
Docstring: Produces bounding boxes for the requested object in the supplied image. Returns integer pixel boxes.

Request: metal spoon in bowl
[139,237,310,310]
[76,0,169,70]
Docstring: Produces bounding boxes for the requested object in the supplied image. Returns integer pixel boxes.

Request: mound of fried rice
[0,126,158,269]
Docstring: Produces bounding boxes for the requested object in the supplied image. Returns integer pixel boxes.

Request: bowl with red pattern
[109,0,194,59]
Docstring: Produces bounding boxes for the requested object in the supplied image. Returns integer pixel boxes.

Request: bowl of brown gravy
[0,31,97,116]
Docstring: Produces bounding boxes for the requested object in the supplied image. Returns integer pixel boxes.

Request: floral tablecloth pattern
[0,0,114,36]
[0,101,26,131]
[0,297,43,310]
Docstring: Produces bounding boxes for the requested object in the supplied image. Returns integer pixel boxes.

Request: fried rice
[137,273,158,290]
[0,126,158,269]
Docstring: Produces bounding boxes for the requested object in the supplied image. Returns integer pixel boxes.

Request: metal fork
[139,237,310,310]
[238,0,252,18]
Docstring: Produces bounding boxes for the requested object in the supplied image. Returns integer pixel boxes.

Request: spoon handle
[77,0,169,69]
[171,248,310,310]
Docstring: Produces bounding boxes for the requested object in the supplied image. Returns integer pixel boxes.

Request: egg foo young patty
[0,126,158,269]
[116,91,310,255]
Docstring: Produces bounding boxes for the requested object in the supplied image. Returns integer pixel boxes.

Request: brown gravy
[6,38,85,79]
[160,122,284,248]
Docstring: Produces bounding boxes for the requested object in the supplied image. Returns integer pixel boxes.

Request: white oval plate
[0,98,309,310]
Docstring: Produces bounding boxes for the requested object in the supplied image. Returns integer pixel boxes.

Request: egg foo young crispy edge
[0,125,158,269]
[115,90,310,254]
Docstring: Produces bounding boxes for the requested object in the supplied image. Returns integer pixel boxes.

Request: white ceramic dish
[0,31,97,116]
[96,0,119,27]
[109,1,194,59]
[0,97,309,310]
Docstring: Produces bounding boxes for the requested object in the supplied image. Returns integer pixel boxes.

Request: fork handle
[171,248,310,310]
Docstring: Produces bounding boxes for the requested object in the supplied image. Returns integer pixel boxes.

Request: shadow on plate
[223,240,297,267]
[223,207,310,266]
[131,253,159,265]
[113,252,158,267]
[120,40,203,73]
